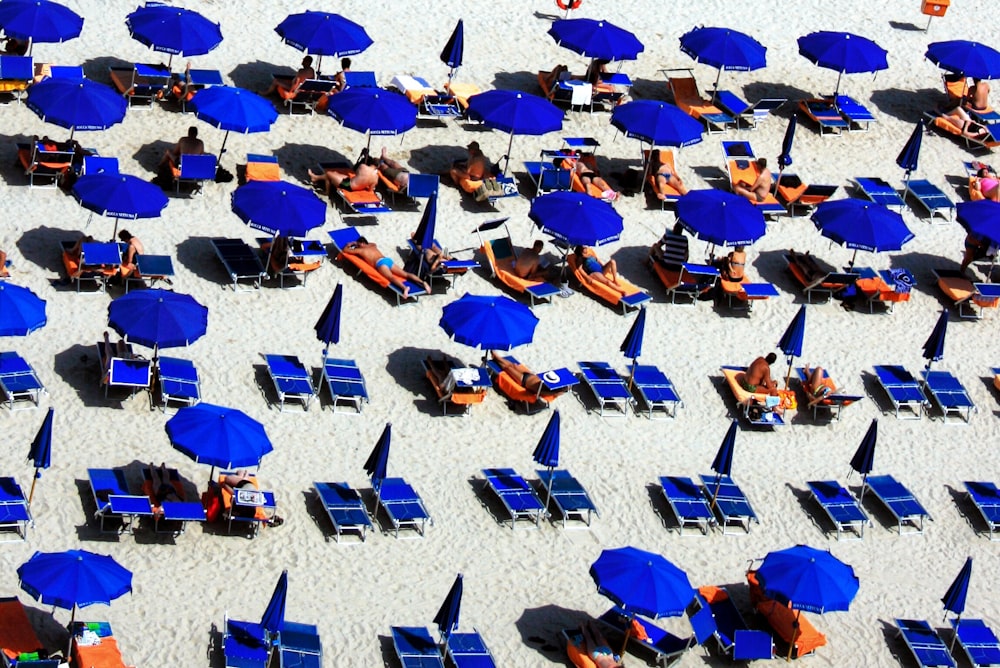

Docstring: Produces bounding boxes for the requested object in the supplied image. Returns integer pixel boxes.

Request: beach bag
[202,488,222,522]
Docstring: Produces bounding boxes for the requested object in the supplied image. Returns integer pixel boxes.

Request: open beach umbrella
[590,546,696,620]
[326,87,417,150]
[188,86,278,162]
[849,418,878,505]
[72,172,169,237]
[957,200,1000,246]
[676,190,766,256]
[125,4,222,68]
[811,199,913,267]
[275,11,373,74]
[926,41,1000,81]
[26,407,53,504]
[315,283,343,355]
[922,309,949,370]
[532,409,561,510]
[778,305,806,388]
[775,115,797,194]
[0,283,46,336]
[797,31,888,96]
[363,422,392,487]
[0,0,82,53]
[440,19,464,81]
[610,99,703,192]
[439,293,539,352]
[260,570,287,641]
[108,289,207,355]
[434,573,464,640]
[231,179,325,238]
[548,18,644,62]
[25,77,127,139]
[528,191,623,247]
[942,557,972,626]
[620,305,646,367]
[466,90,563,174]
[166,403,273,473]
[680,26,766,97]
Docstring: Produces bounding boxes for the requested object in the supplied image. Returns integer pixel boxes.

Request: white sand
[2,1,999,666]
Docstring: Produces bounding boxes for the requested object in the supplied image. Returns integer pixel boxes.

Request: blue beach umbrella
[797,31,888,96]
[25,77,127,139]
[756,544,859,613]
[108,289,207,353]
[620,305,646,365]
[26,407,53,504]
[610,99,703,147]
[189,86,278,161]
[922,309,949,369]
[957,200,1000,245]
[72,172,169,237]
[434,573,464,641]
[276,11,372,74]
[676,190,766,254]
[711,420,738,478]
[363,423,392,487]
[166,403,273,472]
[897,121,924,188]
[260,570,287,641]
[231,180,325,238]
[315,283,343,354]
[926,41,1000,81]
[778,305,807,387]
[0,0,82,52]
[529,191,623,247]
[125,4,222,68]
[0,283,46,336]
[775,115,797,193]
[467,90,563,174]
[548,18,644,62]
[811,199,913,267]
[590,546,696,620]
[849,418,878,504]
[440,19,464,81]
[326,87,417,150]
[680,26,766,95]
[439,294,539,352]
[942,557,972,622]
[532,409,561,511]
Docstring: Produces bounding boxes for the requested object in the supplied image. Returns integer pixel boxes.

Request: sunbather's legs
[655,171,687,198]
[490,351,544,393]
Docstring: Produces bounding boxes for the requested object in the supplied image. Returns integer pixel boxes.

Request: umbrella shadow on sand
[490,70,544,93]
[228,60,290,93]
[869,88,937,123]
[21,601,72,658]
[272,143,353,184]
[79,55,133,83]
[743,82,813,108]
[175,236,237,286]
[385,346,464,415]
[515,603,590,662]
[16,225,86,274]
[132,139,176,176]
[52,344,118,409]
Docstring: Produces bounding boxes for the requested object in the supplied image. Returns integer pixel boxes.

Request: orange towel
[0,598,44,659]
[74,635,130,668]
[747,572,827,657]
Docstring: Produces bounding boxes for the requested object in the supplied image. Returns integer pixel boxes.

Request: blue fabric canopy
[850,419,878,477]
[755,545,859,614]
[897,121,924,177]
[440,19,464,71]
[363,423,392,485]
[107,289,207,350]
[942,557,972,618]
[711,420,738,477]
[415,190,439,262]
[529,191,623,246]
[26,77,127,133]
[125,4,222,57]
[610,100,703,147]
[433,574,464,640]
[439,293,538,351]
[231,180,325,238]
[260,570,287,639]
[926,40,1000,80]
[27,407,53,470]
[275,11,372,57]
[315,283,343,350]
[73,173,168,220]
[778,115,796,168]
[0,283,46,336]
[189,86,277,134]
[676,190,766,247]
[590,546,696,619]
[166,403,273,469]
[18,549,132,611]
[957,200,1000,245]
[812,199,913,253]
[548,18,644,61]
[326,87,417,137]
[0,0,82,44]
[797,31,888,74]
[619,306,646,363]
[922,309,949,367]
[680,26,766,72]
[532,410,561,469]
[467,90,563,136]
[778,305,807,360]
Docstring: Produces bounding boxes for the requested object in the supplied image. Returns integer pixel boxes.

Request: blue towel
[889,268,913,294]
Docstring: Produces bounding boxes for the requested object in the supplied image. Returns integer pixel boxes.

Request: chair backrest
[669,76,699,102]
[82,156,119,176]
[406,173,439,198]
[343,71,377,88]
[245,154,279,182]
[0,55,32,80]
[488,237,514,262]
[179,153,217,179]
[49,65,84,79]
[689,603,718,646]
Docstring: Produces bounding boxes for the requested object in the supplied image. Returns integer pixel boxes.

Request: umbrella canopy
[189,86,278,159]
[897,121,924,186]
[711,420,738,477]
[275,11,372,57]
[0,0,82,46]
[440,19,464,78]
[0,283,46,336]
[619,306,646,364]
[326,87,417,143]
[125,4,222,61]
[18,549,132,611]
[942,557,972,618]
[797,31,888,95]
[528,191,623,247]
[778,304,806,360]
[849,418,878,478]
[25,77,127,137]
[26,406,53,503]
[107,289,207,350]
[439,293,539,351]
[926,40,1000,80]
[166,403,273,469]
[433,573,464,640]
[676,190,766,248]
[414,190,439,263]
[73,172,169,220]
[811,199,914,254]
[680,26,766,71]
[610,100,703,147]
[363,422,392,485]
[315,283,343,351]
[755,545,859,613]
[590,546,696,619]
[532,410,561,469]
[957,200,1000,246]
[467,89,563,173]
[231,180,325,238]
[260,570,287,638]
[548,18,644,61]
[922,309,949,369]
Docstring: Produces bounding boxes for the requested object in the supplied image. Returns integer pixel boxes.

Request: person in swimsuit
[308,158,379,195]
[975,167,1000,201]
[375,147,410,189]
[734,158,773,203]
[513,239,547,280]
[960,231,991,274]
[743,353,779,395]
[160,126,205,169]
[490,351,568,397]
[802,364,836,409]
[649,148,688,199]
[580,620,622,668]
[941,105,990,140]
[721,245,746,282]
[342,237,429,298]
[260,55,315,97]
[574,246,629,296]
[117,229,144,278]
[148,463,182,504]
[967,78,992,112]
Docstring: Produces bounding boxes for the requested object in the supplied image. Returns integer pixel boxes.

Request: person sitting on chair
[802,364,836,409]
[649,149,688,199]
[743,352,779,396]
[118,230,143,278]
[513,240,547,280]
[333,57,352,92]
[574,245,628,296]
[2,37,27,55]
[719,245,746,282]
[342,236,430,299]
[649,222,689,271]
[967,78,992,113]
[260,55,315,98]
[160,126,205,168]
[490,351,567,397]
[410,232,452,275]
[734,158,773,203]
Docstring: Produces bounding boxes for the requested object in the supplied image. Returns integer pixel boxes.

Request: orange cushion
[246,161,280,182]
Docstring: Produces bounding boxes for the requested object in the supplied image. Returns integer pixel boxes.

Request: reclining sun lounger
[830,94,877,131]
[524,156,572,197]
[895,619,956,668]
[0,596,46,660]
[904,179,955,221]
[0,351,45,411]
[313,481,371,543]
[157,356,200,413]
[798,98,850,136]
[567,246,650,314]
[0,477,31,542]
[932,268,1000,320]
[658,475,715,535]
[392,626,445,668]
[444,630,498,668]
[783,250,859,302]
[924,109,1000,152]
[854,177,906,211]
[964,481,1000,540]
[210,238,267,292]
[720,365,790,427]
[873,364,929,419]
[717,277,780,313]
[722,141,788,216]
[774,173,838,216]
[328,227,427,306]
[481,468,546,529]
[627,364,682,419]
[372,477,432,538]
[806,480,868,540]
[535,469,598,527]
[318,162,393,221]
[852,266,914,314]
[597,606,696,667]
[699,474,759,534]
[485,355,575,414]
[712,90,786,130]
[222,612,268,668]
[921,369,976,423]
[795,366,862,420]
[422,356,489,416]
[263,354,315,412]
[689,588,773,661]
[647,260,719,306]
[71,621,133,668]
[61,240,120,293]
[217,473,276,538]
[951,618,1000,667]
[88,467,152,534]
[171,152,217,195]
[643,148,684,206]
[390,74,462,121]
[256,236,324,289]
[276,621,323,668]
[17,138,75,189]
[321,357,369,413]
[747,571,827,658]
[578,360,632,417]
[139,466,206,536]
[474,219,560,308]
[865,474,931,535]
[664,68,736,133]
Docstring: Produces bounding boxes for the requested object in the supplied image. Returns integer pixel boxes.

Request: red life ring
[556,0,582,10]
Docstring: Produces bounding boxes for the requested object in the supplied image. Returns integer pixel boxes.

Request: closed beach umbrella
[189,86,278,161]
[433,573,464,640]
[363,422,392,487]
[896,121,924,189]
[676,190,766,254]
[680,26,766,95]
[922,309,949,370]
[72,172,169,237]
[849,418,877,505]
[957,200,1000,245]
[797,31,888,96]
[775,115,796,193]
[326,87,417,149]
[260,570,287,641]
[619,305,646,366]
[926,41,1000,81]
[590,546,695,620]
[711,420,738,477]
[942,557,973,624]
[0,283,46,336]
[811,199,914,267]
[166,403,273,472]
[439,293,539,352]
[276,11,372,74]
[108,289,207,353]
[414,190,439,276]
[467,90,563,174]
[440,19,464,81]
[314,283,343,354]
[125,4,222,68]
[529,191,623,247]
[26,407,53,504]
[778,305,807,387]
[548,18,644,61]
[532,410,561,511]
[0,0,82,53]
[25,77,127,139]
[231,179,325,238]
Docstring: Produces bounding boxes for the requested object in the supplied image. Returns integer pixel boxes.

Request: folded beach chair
[71,621,133,668]
[577,360,632,417]
[872,364,929,419]
[263,354,315,412]
[0,352,45,411]
[209,238,267,292]
[0,477,31,542]
[627,364,682,419]
[217,473,276,538]
[747,571,827,658]
[895,619,956,668]
[372,477,432,538]
[16,138,74,189]
[139,466,206,536]
[648,260,719,306]
[774,173,838,215]
[443,630,498,668]
[473,218,560,307]
[854,177,906,211]
[172,153,217,195]
[109,63,170,108]
[798,98,850,136]
[932,268,1000,320]
[830,94,876,131]
[318,163,393,221]
[567,247,650,314]
[391,626,445,668]
[597,606,696,667]
[924,109,1000,152]
[712,90,786,130]
[535,469,598,528]
[904,179,955,221]
[783,250,859,303]
[222,612,269,668]
[852,266,914,314]
[481,468,546,529]
[658,476,715,535]
[699,474,759,534]
[689,588,773,661]
[951,618,1000,667]
[963,481,1000,540]
[0,55,32,104]
[313,481,371,543]
[722,141,787,216]
[0,596,46,660]
[485,355,576,414]
[920,369,976,424]
[795,367,862,420]
[87,467,152,534]
[328,227,427,306]
[864,474,931,535]
[421,356,489,416]
[663,68,736,133]
[806,480,868,540]
[157,356,200,413]
[321,357,368,414]
[719,365,789,427]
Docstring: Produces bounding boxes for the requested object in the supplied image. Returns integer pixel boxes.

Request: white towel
[449,367,480,387]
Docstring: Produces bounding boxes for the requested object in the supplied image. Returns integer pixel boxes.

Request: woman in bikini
[579,620,622,668]
[721,245,746,282]
[649,149,688,199]
[975,167,1000,201]
[490,351,567,396]
[573,246,629,296]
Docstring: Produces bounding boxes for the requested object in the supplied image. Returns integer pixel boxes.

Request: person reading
[734,158,773,203]
[341,237,429,299]
[743,352,779,395]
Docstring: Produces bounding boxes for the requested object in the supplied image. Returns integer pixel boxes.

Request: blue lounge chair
[87,467,152,535]
[963,481,1000,541]
[321,357,369,414]
[0,477,31,541]
[699,474,759,534]
[391,626,445,668]
[263,354,315,412]
[658,476,715,536]
[798,98,850,136]
[524,153,572,197]
[712,90,786,130]
[920,370,976,424]
[0,351,45,410]
[210,238,267,292]
[277,621,323,668]
[895,619,956,668]
[372,477,432,538]
[535,469,598,527]
[873,365,929,419]
[100,351,152,401]
[157,356,200,413]
[443,630,497,668]
[833,94,877,131]
[689,592,773,660]
[173,153,217,195]
[627,364,682,419]
[481,468,546,529]
[904,179,955,221]
[806,480,868,540]
[865,474,931,535]
[855,177,906,211]
[313,482,371,543]
[597,607,696,667]
[577,361,632,417]
[950,618,1000,668]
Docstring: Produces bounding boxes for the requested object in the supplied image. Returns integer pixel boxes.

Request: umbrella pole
[849,249,858,271]
[785,356,794,390]
[619,620,632,664]
[712,69,723,102]
[950,614,961,650]
[544,465,554,522]
[786,610,801,661]
[66,604,77,658]
[710,476,722,511]
[774,168,784,196]
[28,468,41,505]
[316,55,323,77]
[834,71,843,98]
[857,473,868,507]
[502,131,514,176]
[218,130,231,163]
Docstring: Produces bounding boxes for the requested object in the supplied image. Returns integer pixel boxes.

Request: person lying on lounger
[734,158,773,203]
[940,105,990,140]
[578,620,623,668]
[573,245,629,296]
[744,353,779,396]
[802,364,836,409]
[375,147,410,189]
[308,157,379,195]
[649,149,688,199]
[448,141,492,195]
[342,237,430,298]
[563,152,618,201]
[148,462,182,503]
[410,233,452,275]
[490,351,568,397]
[973,167,1000,202]
[220,469,255,495]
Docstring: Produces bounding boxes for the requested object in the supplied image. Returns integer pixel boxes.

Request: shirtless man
[802,364,836,409]
[261,55,315,97]
[160,126,204,168]
[118,229,144,277]
[308,160,379,195]
[967,78,992,113]
[514,240,546,280]
[734,158,773,203]
[743,352,779,396]
[448,141,490,190]
[342,236,429,298]
[375,147,410,189]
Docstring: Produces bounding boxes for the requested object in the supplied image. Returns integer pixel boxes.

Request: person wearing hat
[449,141,492,200]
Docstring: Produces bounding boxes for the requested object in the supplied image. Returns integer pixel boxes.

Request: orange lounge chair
[328,227,426,305]
[773,173,838,215]
[642,149,683,205]
[717,277,779,313]
[933,268,1000,319]
[720,365,795,425]
[796,366,862,420]
[747,571,827,658]
[0,596,45,661]
[648,259,718,306]
[487,354,575,413]
[17,139,74,189]
[943,72,967,106]
[853,267,913,314]
[924,109,1000,151]
[568,247,650,313]
[72,621,134,668]
[422,356,488,416]
[783,250,859,303]
[244,153,280,183]
[318,163,392,219]
[443,81,480,111]
[475,220,560,307]
[722,141,787,216]
[663,68,735,133]
[797,98,850,136]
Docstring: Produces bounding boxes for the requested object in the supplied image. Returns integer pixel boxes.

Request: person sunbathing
[220,469,255,495]
[490,351,567,397]
[720,245,746,282]
[574,246,628,296]
[410,233,452,274]
[448,141,491,193]
[734,158,773,203]
[744,352,779,396]
[649,149,688,199]
[308,160,379,195]
[940,105,989,140]
[563,153,618,201]
[376,147,410,189]
[579,620,622,668]
[802,364,836,409]
[148,463,182,504]
[260,55,315,98]
[974,167,1000,201]
[342,237,429,298]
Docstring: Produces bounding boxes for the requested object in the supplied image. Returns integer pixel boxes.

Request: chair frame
[321,356,369,414]
[263,354,315,412]
[950,618,1000,668]
[372,477,432,538]
[699,474,759,534]
[481,468,546,529]
[313,481,371,543]
[0,351,45,410]
[658,475,716,536]
[806,480,868,540]
[963,481,1000,541]
[872,364,929,419]
[627,364,682,419]
[577,360,632,417]
[920,369,976,424]
[894,618,956,668]
[0,477,31,541]
[864,474,931,535]
[535,469,598,528]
